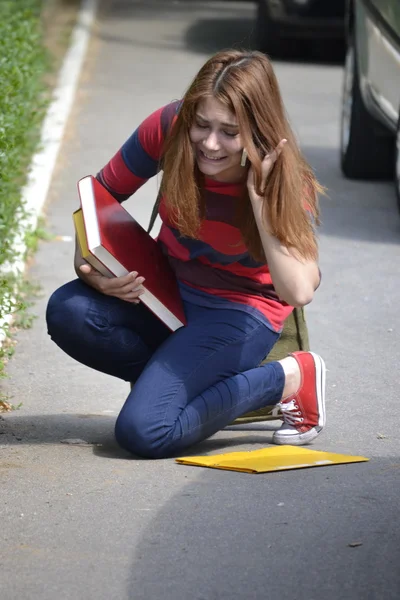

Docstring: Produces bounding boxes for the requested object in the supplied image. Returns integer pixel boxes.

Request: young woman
[46,50,326,459]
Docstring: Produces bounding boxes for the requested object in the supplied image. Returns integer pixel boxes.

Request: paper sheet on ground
[176,445,369,474]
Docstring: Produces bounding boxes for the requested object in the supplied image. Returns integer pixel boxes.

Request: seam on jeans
[177,361,284,438]
[158,320,273,435]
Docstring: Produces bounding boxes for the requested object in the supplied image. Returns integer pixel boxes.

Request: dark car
[340,0,400,208]
[256,0,346,56]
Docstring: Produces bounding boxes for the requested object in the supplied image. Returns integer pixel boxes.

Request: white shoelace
[277,399,304,426]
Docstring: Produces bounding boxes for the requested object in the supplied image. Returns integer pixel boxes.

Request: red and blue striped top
[98,101,294,332]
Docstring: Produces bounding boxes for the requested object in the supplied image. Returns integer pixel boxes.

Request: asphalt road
[1,1,400,598]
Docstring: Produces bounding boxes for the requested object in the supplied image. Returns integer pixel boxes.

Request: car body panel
[349,0,400,133]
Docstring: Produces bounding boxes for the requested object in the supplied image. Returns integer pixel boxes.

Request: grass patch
[0,0,80,384]
[0,0,49,338]
[0,275,42,378]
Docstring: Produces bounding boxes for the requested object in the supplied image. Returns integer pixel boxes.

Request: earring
[240,148,248,167]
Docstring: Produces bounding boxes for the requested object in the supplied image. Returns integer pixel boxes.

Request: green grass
[0,0,49,344]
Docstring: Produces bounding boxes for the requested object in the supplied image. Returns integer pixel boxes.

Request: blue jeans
[46,279,285,458]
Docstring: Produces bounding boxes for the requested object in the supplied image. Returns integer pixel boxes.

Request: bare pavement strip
[1,1,400,599]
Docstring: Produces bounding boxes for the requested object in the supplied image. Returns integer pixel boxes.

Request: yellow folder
[176,445,369,474]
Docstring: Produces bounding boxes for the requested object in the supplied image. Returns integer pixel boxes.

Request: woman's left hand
[247,138,287,204]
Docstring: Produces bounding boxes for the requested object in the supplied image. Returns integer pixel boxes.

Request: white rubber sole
[273,425,323,446]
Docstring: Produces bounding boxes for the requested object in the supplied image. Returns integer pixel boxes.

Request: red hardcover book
[77,175,186,331]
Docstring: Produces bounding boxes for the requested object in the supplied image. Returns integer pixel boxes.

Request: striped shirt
[98,101,294,332]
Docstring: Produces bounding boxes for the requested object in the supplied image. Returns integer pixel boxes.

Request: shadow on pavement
[103,0,255,22]
[303,146,400,244]
[184,17,257,55]
[0,413,278,457]
[123,456,400,599]
[98,0,344,65]
[0,412,118,447]
[184,17,344,64]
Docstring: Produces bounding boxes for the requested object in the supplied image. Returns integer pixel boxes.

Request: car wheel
[256,1,282,57]
[340,35,394,179]
[395,116,400,213]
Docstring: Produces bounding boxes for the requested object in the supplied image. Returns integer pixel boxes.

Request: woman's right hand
[79,264,146,304]
[74,238,145,303]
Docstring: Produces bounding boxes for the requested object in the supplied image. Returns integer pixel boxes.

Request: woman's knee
[46,279,93,342]
[115,409,175,459]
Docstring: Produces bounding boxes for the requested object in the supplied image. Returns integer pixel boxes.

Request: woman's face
[189,96,245,182]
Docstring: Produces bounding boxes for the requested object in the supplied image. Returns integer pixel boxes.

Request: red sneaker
[273,351,326,445]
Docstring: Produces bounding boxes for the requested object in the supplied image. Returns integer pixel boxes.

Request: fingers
[80,266,146,303]
[276,138,288,152]
[79,263,92,274]
[117,275,146,295]
[263,139,287,165]
[105,271,142,290]
[248,139,286,197]
[247,138,288,201]
[101,271,146,303]
[115,276,146,303]
[117,288,145,304]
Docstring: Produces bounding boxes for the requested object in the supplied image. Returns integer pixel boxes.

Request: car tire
[256,1,282,57]
[395,115,400,213]
[340,35,394,180]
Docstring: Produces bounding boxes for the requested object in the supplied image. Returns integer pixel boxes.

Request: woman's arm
[72,103,180,299]
[97,102,180,202]
[247,139,320,308]
[250,201,320,307]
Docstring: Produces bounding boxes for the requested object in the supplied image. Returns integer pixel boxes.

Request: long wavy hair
[161,49,322,262]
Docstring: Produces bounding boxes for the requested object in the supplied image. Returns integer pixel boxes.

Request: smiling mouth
[199,150,227,161]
